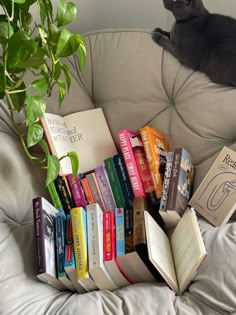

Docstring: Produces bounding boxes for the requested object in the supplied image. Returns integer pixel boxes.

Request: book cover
[159,152,174,211]
[103,210,132,288]
[190,146,236,226]
[67,174,87,210]
[41,108,118,175]
[117,129,145,197]
[71,207,98,292]
[64,214,87,293]
[139,126,169,202]
[94,165,116,211]
[86,171,106,211]
[144,208,207,295]
[165,148,194,227]
[104,157,126,209]
[55,212,76,292]
[32,197,66,291]
[87,203,118,291]
[113,153,134,209]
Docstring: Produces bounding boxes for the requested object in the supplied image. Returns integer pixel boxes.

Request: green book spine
[104,157,126,208]
[47,181,63,210]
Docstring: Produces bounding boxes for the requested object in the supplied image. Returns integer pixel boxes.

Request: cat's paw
[152,31,162,43]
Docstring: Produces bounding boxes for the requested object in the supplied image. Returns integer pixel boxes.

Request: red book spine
[80,177,95,205]
[103,211,115,261]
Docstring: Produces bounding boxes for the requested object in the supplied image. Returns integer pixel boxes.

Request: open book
[144,207,207,295]
[41,108,117,175]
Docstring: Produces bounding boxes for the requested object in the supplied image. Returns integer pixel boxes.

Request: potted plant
[0,0,85,185]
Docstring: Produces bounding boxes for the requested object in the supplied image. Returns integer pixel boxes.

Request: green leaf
[7,31,37,69]
[46,155,60,186]
[17,47,46,69]
[62,63,71,92]
[39,138,50,156]
[54,62,62,81]
[27,123,43,147]
[37,0,47,25]
[0,65,6,92]
[31,78,48,96]
[57,80,66,106]
[38,26,48,46]
[56,29,83,57]
[78,41,86,70]
[9,81,26,112]
[26,95,46,126]
[67,151,79,177]
[57,0,77,27]
[14,0,26,4]
[0,22,14,44]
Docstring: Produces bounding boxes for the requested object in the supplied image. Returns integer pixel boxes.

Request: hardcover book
[189,146,236,226]
[87,203,118,291]
[41,108,118,175]
[67,174,87,210]
[33,197,66,290]
[139,126,169,202]
[71,207,98,292]
[55,176,75,214]
[165,148,194,228]
[117,129,145,197]
[86,171,106,211]
[144,207,207,295]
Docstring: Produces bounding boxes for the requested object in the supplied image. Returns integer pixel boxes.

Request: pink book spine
[117,129,145,197]
[67,174,87,209]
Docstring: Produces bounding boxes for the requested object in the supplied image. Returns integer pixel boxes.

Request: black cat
[152,0,236,87]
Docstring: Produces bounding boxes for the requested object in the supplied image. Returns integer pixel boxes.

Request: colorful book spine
[159,152,174,211]
[139,126,169,200]
[71,207,89,279]
[55,176,76,214]
[132,197,147,247]
[124,208,134,253]
[113,153,134,209]
[115,208,125,257]
[67,174,87,209]
[86,171,106,211]
[104,157,126,209]
[117,129,145,197]
[94,165,116,211]
[47,181,63,210]
[80,177,95,204]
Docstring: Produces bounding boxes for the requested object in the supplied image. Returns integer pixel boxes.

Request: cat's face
[163,0,205,21]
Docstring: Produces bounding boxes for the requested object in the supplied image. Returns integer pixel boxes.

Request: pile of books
[33,107,216,295]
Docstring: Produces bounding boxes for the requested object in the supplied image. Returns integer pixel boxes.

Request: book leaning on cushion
[144,207,207,295]
[87,203,118,291]
[189,146,236,226]
[41,108,118,175]
[32,197,67,291]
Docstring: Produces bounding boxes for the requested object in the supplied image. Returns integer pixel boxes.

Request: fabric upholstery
[0,29,235,315]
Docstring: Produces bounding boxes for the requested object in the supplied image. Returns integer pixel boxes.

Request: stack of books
[33,108,209,295]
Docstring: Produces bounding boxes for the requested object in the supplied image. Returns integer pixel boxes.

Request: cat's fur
[152,0,236,87]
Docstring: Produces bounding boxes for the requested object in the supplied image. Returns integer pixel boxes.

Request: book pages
[170,208,207,294]
[144,211,178,292]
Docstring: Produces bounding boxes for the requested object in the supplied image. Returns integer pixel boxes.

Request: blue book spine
[115,208,125,256]
[55,212,66,277]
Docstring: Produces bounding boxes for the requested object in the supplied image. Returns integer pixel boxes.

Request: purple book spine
[95,165,116,211]
[67,174,87,209]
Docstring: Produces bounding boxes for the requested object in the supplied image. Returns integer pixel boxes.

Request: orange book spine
[80,177,95,205]
[139,126,169,199]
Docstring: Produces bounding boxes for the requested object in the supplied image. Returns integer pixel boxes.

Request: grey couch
[0,29,236,315]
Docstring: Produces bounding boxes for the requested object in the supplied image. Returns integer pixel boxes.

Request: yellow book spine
[71,207,89,279]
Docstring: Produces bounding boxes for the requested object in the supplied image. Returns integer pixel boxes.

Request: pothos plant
[0,0,86,185]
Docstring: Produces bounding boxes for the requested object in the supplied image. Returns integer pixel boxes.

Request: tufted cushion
[0,29,236,315]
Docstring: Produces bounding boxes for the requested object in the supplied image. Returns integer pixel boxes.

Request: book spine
[140,126,169,200]
[55,176,76,214]
[159,152,174,211]
[67,174,87,209]
[124,208,134,253]
[117,130,145,197]
[113,153,134,209]
[80,177,95,204]
[71,207,89,279]
[47,181,63,210]
[115,208,125,256]
[33,197,45,274]
[95,165,116,211]
[55,213,66,276]
[166,149,182,210]
[104,157,126,208]
[103,210,115,261]
[133,197,147,247]
[86,172,106,211]
[133,146,158,205]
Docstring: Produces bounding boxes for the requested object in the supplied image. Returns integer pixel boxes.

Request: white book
[144,207,207,295]
[41,108,117,175]
[87,203,118,291]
